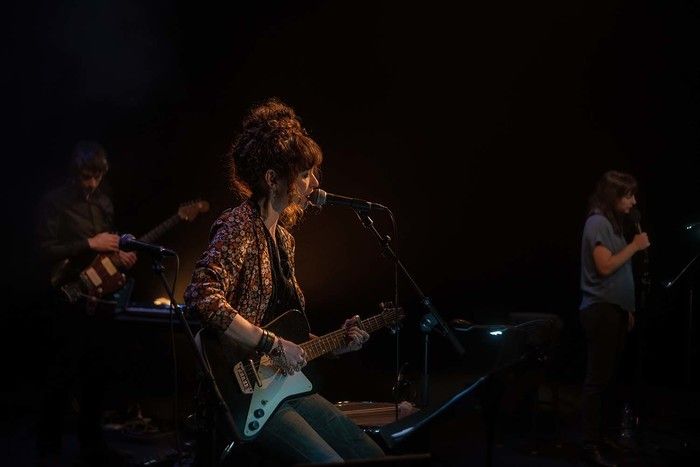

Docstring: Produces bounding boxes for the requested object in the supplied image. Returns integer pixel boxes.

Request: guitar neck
[300,313,396,361]
[139,214,181,243]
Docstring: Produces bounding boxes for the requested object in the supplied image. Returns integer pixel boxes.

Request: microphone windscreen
[119,233,136,249]
[307,189,326,207]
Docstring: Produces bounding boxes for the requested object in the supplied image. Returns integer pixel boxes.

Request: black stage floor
[4,381,699,466]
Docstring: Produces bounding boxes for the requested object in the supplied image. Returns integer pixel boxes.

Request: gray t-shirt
[579,214,635,312]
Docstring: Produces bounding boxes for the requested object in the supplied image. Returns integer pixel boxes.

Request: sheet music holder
[379,374,490,448]
[379,319,557,467]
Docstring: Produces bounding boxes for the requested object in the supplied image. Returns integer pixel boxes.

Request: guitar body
[200,303,404,442]
[51,253,126,303]
[50,200,209,304]
[201,309,315,441]
[80,253,126,296]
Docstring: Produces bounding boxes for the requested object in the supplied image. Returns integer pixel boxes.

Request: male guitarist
[185,98,385,464]
[35,141,136,466]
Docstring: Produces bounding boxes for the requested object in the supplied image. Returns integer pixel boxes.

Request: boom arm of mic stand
[150,256,245,453]
[354,210,465,357]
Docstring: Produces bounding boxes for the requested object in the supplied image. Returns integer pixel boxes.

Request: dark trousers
[580,302,629,445]
[36,296,109,458]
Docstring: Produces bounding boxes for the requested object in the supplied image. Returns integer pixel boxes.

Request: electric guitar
[201,302,404,441]
[51,200,210,303]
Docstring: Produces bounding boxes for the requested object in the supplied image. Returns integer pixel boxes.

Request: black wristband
[255,329,268,351]
[255,329,276,354]
[264,331,277,353]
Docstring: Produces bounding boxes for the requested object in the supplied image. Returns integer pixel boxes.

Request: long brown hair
[227,98,322,227]
[588,170,637,235]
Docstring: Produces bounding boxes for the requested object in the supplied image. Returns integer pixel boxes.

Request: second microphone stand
[147,251,244,466]
[354,209,465,406]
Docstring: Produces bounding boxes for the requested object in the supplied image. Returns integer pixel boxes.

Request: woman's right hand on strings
[88,232,120,252]
[269,337,307,375]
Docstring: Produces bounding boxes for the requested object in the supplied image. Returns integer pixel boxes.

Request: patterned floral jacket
[184,201,305,332]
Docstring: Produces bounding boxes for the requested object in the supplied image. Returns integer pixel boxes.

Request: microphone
[630,208,650,281]
[307,189,389,212]
[119,234,176,257]
[630,208,643,234]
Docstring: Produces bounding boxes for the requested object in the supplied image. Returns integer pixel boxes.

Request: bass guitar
[52,200,209,303]
[201,302,404,441]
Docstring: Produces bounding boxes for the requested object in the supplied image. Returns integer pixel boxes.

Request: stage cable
[388,210,401,420]
[168,254,183,455]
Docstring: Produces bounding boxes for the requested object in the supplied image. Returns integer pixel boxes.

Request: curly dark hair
[588,170,637,235]
[227,98,322,227]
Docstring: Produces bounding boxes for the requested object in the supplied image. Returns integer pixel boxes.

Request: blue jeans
[256,393,385,463]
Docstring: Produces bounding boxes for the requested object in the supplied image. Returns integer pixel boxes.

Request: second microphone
[119,234,177,257]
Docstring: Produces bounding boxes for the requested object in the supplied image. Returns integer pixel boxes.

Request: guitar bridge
[233,360,261,394]
[60,283,83,304]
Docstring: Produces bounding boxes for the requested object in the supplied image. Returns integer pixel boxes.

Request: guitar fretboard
[140,215,181,243]
[300,310,400,361]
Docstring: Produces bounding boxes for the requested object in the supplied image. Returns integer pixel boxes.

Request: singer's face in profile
[615,193,636,214]
[293,167,320,209]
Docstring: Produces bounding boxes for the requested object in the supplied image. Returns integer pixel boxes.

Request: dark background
[2,0,699,422]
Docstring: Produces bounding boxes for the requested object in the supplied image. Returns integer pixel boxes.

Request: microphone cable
[387,209,402,399]
[167,254,184,456]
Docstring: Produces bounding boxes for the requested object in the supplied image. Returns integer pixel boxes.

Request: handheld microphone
[307,189,389,212]
[119,234,176,257]
[630,208,643,234]
[630,208,650,275]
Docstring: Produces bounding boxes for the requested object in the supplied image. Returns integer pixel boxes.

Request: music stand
[380,320,538,467]
[379,375,489,449]
[664,252,699,386]
[381,357,536,467]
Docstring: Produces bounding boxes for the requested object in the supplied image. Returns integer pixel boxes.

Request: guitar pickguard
[241,357,313,437]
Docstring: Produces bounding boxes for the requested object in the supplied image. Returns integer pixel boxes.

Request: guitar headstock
[178,200,210,221]
[379,301,405,325]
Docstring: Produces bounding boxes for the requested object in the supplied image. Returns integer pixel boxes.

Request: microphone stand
[148,251,244,465]
[354,209,465,407]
